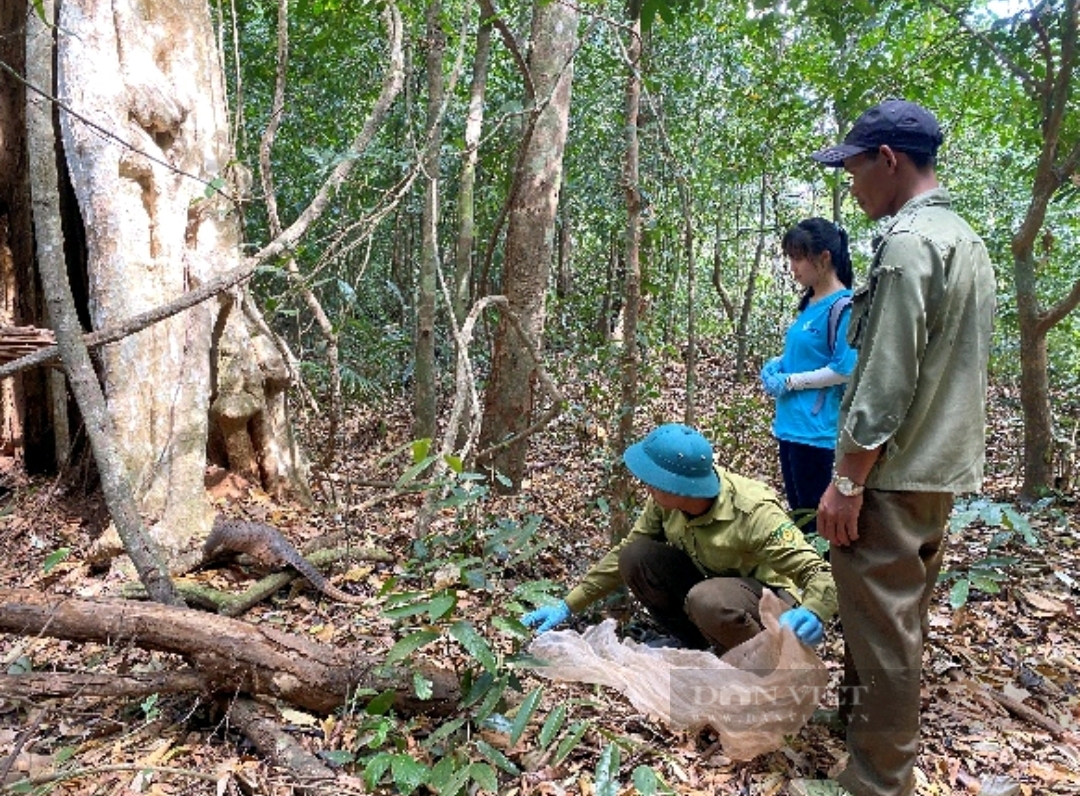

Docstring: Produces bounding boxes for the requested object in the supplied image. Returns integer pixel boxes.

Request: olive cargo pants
[833,489,953,796]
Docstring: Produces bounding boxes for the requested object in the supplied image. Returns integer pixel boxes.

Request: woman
[761,217,856,540]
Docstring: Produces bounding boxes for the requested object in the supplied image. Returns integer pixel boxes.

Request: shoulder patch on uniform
[769,521,801,547]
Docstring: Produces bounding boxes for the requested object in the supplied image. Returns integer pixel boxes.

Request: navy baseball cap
[812,99,943,167]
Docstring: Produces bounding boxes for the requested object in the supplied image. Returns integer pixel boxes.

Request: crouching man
[523,423,836,652]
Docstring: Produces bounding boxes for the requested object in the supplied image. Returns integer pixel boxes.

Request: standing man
[797,100,996,796]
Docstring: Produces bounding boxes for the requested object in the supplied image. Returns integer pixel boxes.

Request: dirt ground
[1,358,1078,795]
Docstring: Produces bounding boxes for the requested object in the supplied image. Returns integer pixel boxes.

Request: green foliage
[593,742,621,796]
[639,0,705,30]
[140,693,162,721]
[940,497,1047,608]
[338,473,611,793]
[42,547,71,574]
[6,655,32,675]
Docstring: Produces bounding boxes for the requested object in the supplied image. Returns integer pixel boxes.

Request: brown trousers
[617,538,794,653]
[833,489,953,796]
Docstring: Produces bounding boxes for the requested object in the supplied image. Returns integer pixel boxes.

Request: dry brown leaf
[1020,590,1070,615]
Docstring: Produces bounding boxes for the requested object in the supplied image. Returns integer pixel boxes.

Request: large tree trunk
[0,587,459,716]
[0,0,56,473]
[30,0,181,605]
[54,0,308,559]
[478,0,578,490]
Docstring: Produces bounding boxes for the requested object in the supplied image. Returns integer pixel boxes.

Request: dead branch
[0,588,458,716]
[0,703,46,784]
[6,762,220,790]
[226,698,336,790]
[0,669,207,700]
[962,678,1069,740]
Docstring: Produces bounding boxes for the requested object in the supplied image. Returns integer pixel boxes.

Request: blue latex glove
[779,607,824,646]
[521,600,571,633]
[762,369,790,398]
[760,358,789,398]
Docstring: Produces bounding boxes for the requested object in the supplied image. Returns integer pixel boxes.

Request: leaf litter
[0,353,1077,794]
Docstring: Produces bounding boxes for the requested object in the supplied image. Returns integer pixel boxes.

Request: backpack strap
[826,293,853,353]
[812,294,853,416]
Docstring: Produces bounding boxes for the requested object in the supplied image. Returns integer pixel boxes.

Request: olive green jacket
[564,467,837,621]
[839,188,996,492]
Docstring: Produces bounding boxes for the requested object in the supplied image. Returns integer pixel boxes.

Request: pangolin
[202,516,367,605]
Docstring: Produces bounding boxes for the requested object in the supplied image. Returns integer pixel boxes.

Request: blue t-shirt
[773,290,857,448]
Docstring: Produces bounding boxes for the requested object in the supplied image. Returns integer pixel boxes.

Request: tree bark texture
[1012,251,1054,500]
[413,0,446,442]
[57,0,222,547]
[479,0,579,490]
[29,0,182,606]
[0,588,459,716]
[454,19,491,324]
[610,15,642,547]
[54,0,308,553]
[0,0,55,473]
[1009,0,1080,499]
[226,698,337,787]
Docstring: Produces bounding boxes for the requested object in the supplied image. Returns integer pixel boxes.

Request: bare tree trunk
[735,173,767,382]
[254,0,341,475]
[27,0,180,606]
[450,17,490,453]
[650,95,697,424]
[556,193,573,298]
[55,0,240,553]
[0,0,57,473]
[681,185,697,425]
[711,212,736,324]
[478,0,578,490]
[1009,2,1080,499]
[454,17,491,324]
[1013,251,1054,498]
[414,0,446,441]
[610,16,642,546]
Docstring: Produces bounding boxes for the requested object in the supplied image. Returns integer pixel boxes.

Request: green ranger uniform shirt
[564,467,837,622]
[839,188,996,492]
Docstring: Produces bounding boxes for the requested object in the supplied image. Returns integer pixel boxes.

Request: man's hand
[521,600,571,633]
[817,483,863,547]
[779,607,824,645]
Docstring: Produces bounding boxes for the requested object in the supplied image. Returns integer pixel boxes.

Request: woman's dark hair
[781,217,854,310]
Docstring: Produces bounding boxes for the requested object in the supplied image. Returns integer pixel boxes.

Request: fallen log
[0,588,458,716]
